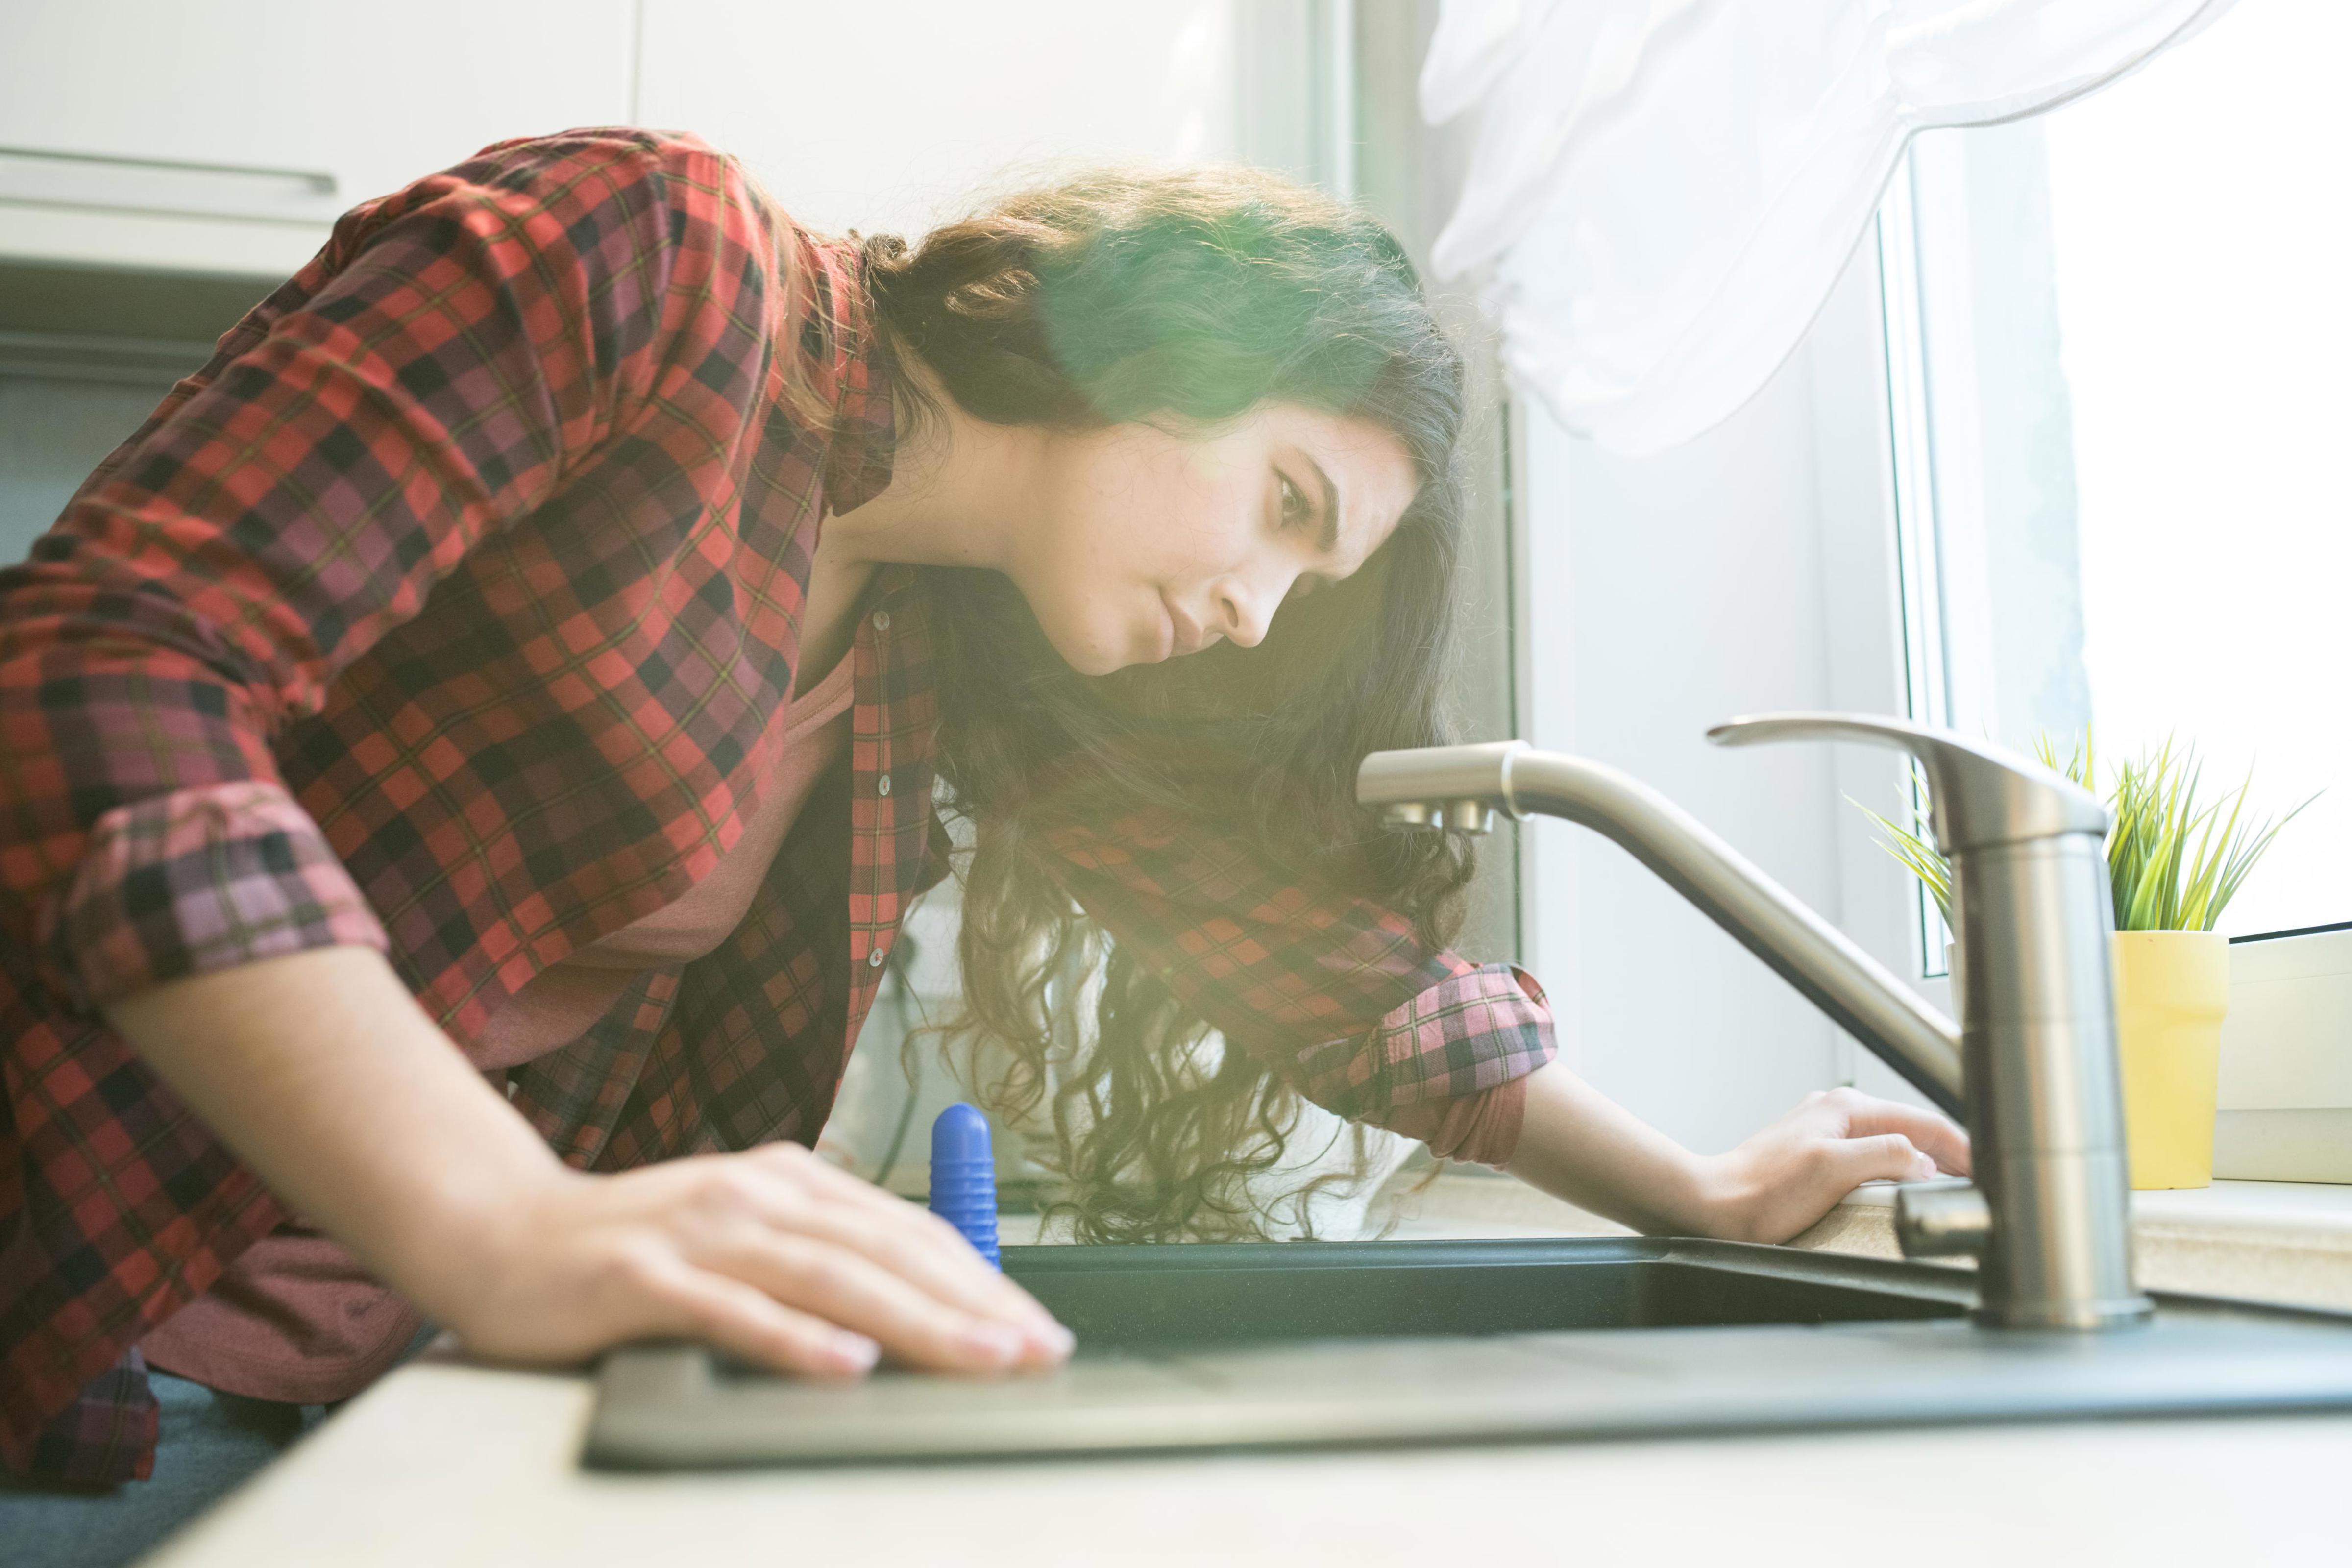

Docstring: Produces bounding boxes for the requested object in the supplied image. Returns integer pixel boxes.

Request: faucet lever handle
[1706,712,2106,855]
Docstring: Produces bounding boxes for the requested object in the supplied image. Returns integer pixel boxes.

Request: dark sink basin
[585,1237,2352,1470]
[1005,1237,1966,1347]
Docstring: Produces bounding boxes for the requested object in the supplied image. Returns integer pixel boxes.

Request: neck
[823,355,1045,572]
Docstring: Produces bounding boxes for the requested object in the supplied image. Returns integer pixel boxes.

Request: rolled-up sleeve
[1038,811,1557,1121]
[1297,961,1552,1117]
[0,130,708,1012]
[43,783,388,1013]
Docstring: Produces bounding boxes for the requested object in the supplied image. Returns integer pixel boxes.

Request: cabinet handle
[0,144,338,225]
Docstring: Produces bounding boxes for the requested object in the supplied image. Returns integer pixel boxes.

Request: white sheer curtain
[1422,0,2237,454]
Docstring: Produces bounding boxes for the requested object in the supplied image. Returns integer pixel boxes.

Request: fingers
[713,1227,1054,1375]
[769,1195,1070,1358]
[697,1145,1069,1372]
[1813,1088,1973,1177]
[1823,1130,1939,1190]
[753,1144,1067,1342]
[642,1255,882,1380]
[1713,1091,1973,1245]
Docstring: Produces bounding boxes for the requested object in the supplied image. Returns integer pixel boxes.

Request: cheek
[1017,432,1258,667]
[1055,436,1227,579]
[1132,447,1253,580]
[1007,463,1147,668]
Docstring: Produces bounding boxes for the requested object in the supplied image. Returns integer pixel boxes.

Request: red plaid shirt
[0,129,1552,1482]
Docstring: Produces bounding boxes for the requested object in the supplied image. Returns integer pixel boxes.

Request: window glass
[1884,0,2351,937]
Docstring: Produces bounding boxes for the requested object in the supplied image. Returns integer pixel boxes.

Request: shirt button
[876,773,892,796]
[868,948,887,968]
[871,610,891,633]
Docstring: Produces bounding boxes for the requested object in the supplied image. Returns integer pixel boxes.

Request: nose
[1210,568,1292,649]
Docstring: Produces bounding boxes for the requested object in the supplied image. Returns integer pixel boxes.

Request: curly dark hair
[858,166,1473,1241]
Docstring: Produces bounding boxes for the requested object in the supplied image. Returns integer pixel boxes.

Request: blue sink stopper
[929,1102,1001,1268]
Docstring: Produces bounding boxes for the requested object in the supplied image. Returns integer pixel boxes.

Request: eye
[1277,472,1313,532]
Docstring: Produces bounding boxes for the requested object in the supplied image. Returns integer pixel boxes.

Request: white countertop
[1824,1175,2352,1236]
[145,1176,2352,1568]
[1802,1179,2352,1312]
[145,1353,2352,1567]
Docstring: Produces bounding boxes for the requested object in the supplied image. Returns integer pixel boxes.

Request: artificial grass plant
[1859,733,2310,933]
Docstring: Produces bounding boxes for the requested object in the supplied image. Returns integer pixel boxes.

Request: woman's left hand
[1694,1087,1972,1245]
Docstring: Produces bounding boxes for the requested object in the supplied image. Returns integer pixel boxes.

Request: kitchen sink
[585,1237,2352,1468]
[1003,1235,1968,1340]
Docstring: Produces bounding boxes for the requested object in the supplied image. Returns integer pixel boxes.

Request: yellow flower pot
[2112,930,2231,1190]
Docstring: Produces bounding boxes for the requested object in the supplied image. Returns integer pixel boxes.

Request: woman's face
[1006,403,1419,676]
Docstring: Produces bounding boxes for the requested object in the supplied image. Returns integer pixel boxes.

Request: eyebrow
[1309,457,1342,558]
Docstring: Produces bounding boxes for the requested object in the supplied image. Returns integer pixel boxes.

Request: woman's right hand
[434,1140,1072,1378]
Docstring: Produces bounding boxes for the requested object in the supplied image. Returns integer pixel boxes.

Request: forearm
[104,943,1073,1378]
[1503,1059,1711,1235]
[104,945,561,1325]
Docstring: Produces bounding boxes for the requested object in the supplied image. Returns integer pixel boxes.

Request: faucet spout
[1356,740,1963,1115]
[1362,722,2151,1333]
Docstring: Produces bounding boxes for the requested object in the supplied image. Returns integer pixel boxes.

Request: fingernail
[1029,1323,1076,1360]
[830,1332,880,1372]
[962,1323,1023,1366]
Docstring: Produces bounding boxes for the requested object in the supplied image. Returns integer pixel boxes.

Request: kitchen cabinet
[0,0,633,276]
[2,0,1259,278]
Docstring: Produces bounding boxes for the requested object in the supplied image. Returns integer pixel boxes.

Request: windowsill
[1377,1169,2352,1316]
[1835,1176,2352,1237]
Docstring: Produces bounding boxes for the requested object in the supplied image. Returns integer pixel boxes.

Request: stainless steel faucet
[1358,714,2151,1331]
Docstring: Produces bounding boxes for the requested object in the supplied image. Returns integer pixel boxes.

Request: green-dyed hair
[860,166,1472,1240]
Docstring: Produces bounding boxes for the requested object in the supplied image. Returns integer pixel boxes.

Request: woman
[0,128,1964,1541]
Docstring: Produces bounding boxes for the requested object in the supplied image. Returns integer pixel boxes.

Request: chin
[1074,649,1137,678]
[1047,629,1131,678]
[1025,596,1146,676]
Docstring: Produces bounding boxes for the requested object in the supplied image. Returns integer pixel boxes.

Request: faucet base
[1975,1295,2156,1332]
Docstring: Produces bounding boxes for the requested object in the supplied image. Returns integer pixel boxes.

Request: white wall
[1514,244,1939,1156]
[635,0,1241,241]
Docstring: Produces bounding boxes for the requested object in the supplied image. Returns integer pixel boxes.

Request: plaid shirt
[0,129,1552,1482]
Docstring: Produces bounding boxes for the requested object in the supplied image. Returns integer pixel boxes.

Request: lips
[1159,594,1209,659]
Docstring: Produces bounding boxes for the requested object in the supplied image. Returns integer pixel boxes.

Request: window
[1877,0,2350,946]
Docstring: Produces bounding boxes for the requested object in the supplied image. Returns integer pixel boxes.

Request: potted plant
[1862,736,2309,1190]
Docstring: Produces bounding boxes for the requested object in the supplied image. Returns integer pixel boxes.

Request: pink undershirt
[138,649,1527,1401]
